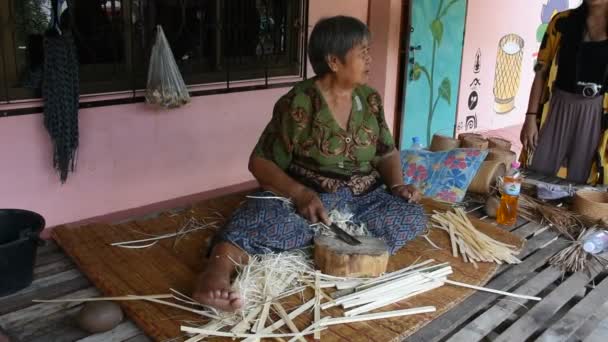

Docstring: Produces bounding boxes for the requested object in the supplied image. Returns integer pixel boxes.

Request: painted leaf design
[440,0,462,18]
[439,77,451,105]
[430,19,443,44]
[411,62,423,81]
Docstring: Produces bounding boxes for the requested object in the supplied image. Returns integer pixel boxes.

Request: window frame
[0,0,309,112]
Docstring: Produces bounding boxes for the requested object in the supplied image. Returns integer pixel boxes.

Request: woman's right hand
[293,188,330,225]
[520,116,539,150]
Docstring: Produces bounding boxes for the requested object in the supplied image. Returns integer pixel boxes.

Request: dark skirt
[218,186,427,255]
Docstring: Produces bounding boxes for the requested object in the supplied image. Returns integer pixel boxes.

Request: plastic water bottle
[582,230,608,254]
[411,136,424,150]
[496,162,522,226]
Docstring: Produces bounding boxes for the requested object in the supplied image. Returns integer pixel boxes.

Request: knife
[328,223,362,245]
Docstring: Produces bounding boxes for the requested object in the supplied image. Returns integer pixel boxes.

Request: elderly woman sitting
[193,16,427,311]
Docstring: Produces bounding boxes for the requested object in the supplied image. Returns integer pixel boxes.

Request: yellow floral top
[521,9,608,184]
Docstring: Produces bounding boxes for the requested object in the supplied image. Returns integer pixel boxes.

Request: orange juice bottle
[497,162,522,226]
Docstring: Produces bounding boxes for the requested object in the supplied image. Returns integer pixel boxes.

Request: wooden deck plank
[406,238,568,342]
[76,321,141,342]
[15,305,87,342]
[122,334,152,342]
[494,267,603,342]
[36,240,59,255]
[584,313,608,342]
[0,287,99,334]
[489,229,560,284]
[537,276,608,342]
[35,250,69,268]
[568,301,608,341]
[33,257,75,280]
[0,269,90,316]
[446,266,563,342]
[517,230,560,259]
[512,221,545,239]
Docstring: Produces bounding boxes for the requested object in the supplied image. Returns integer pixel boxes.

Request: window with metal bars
[0,0,308,104]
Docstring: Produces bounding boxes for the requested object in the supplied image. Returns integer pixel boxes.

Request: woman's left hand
[391,184,422,203]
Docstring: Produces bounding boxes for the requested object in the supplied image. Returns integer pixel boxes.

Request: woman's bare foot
[192,242,248,312]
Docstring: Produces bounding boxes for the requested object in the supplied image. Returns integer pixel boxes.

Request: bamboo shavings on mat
[110,217,219,249]
[549,227,608,273]
[431,208,521,267]
[219,251,314,326]
[33,292,221,320]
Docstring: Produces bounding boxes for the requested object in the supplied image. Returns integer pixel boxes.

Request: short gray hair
[308,16,370,76]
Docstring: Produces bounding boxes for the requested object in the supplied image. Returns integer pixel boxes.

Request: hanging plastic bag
[145,26,190,108]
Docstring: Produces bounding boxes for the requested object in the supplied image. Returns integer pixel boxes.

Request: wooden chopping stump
[314,236,389,277]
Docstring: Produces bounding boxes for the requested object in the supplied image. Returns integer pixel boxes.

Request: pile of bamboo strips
[177,253,438,341]
[35,255,540,341]
[318,260,539,318]
[321,261,449,316]
[431,208,521,267]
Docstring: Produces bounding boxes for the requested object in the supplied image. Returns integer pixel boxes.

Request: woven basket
[468,161,507,194]
[487,137,512,151]
[458,133,483,141]
[486,148,516,168]
[430,134,460,152]
[461,136,489,150]
[572,191,608,222]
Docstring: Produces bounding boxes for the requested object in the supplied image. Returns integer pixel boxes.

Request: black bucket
[0,209,45,297]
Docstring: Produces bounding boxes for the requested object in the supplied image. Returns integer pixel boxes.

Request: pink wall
[1,0,403,235]
[306,0,369,78]
[455,0,581,135]
[367,0,403,133]
[0,89,283,234]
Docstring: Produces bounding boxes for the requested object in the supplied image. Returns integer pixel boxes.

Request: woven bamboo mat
[52,192,523,342]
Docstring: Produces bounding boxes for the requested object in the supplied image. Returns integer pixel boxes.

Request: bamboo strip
[135,296,219,319]
[325,266,452,310]
[184,320,225,342]
[253,296,272,334]
[231,306,262,333]
[355,260,440,291]
[272,303,305,342]
[32,294,173,303]
[449,222,458,257]
[242,299,316,342]
[301,280,333,303]
[344,281,445,316]
[286,318,330,342]
[110,223,216,247]
[442,279,541,301]
[180,326,324,339]
[314,272,321,340]
[339,268,452,309]
[335,280,362,290]
[431,208,521,265]
[320,306,437,326]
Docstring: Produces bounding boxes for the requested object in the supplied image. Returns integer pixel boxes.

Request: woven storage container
[572,191,608,222]
[487,137,512,151]
[461,136,489,150]
[486,148,517,168]
[430,134,460,151]
[468,161,507,194]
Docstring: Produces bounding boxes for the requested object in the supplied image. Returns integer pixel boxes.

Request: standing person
[520,0,608,184]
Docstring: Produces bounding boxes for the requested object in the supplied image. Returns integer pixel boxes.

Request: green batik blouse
[253,78,395,194]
